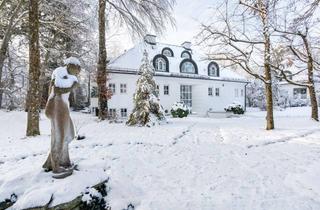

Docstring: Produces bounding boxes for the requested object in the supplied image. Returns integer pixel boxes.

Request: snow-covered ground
[0,107,320,209]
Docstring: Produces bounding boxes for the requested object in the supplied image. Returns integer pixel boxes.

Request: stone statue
[42,57,81,179]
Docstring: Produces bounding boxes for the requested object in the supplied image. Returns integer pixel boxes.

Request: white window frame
[180,85,192,107]
[109,108,117,118]
[181,61,196,74]
[156,57,167,72]
[181,52,191,59]
[163,49,173,57]
[215,87,220,96]
[164,85,169,95]
[108,83,116,94]
[120,83,127,94]
[120,108,127,118]
[293,88,307,99]
[208,87,213,96]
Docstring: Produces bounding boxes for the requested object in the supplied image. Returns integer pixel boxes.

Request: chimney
[181,41,191,49]
[144,34,157,45]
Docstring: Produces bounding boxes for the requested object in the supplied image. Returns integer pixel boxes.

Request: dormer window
[162,48,174,57]
[284,70,293,80]
[208,62,220,77]
[181,51,192,59]
[153,54,169,72]
[180,59,198,74]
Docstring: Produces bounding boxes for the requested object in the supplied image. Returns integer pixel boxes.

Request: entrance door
[180,85,192,108]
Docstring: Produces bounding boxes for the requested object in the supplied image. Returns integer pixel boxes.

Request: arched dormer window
[162,47,174,57]
[180,59,198,74]
[181,51,192,59]
[208,61,220,77]
[153,54,169,72]
[284,70,293,80]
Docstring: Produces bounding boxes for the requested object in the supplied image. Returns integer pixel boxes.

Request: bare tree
[96,0,176,120]
[272,1,320,121]
[26,0,41,136]
[0,0,26,108]
[198,0,276,130]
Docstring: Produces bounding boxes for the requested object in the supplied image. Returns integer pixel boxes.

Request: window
[153,55,169,72]
[208,62,220,77]
[235,89,239,97]
[208,87,213,96]
[284,71,293,80]
[162,48,174,57]
[181,51,191,59]
[108,83,116,94]
[241,89,244,97]
[156,57,166,71]
[120,83,127,94]
[180,85,192,107]
[164,85,169,95]
[109,108,116,118]
[293,88,307,99]
[215,88,220,96]
[180,59,198,74]
[91,86,98,97]
[120,108,127,117]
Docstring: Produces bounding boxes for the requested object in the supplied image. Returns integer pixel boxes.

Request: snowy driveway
[0,108,320,209]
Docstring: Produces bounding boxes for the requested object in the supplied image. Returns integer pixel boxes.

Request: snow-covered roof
[108,41,246,82]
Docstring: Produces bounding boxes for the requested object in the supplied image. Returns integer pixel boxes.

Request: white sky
[107,0,219,56]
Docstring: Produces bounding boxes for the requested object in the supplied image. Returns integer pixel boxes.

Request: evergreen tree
[127,50,165,126]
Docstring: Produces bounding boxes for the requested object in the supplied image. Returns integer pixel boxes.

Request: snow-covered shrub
[276,90,290,108]
[171,102,189,118]
[225,102,245,114]
[127,50,165,126]
[0,193,17,209]
[80,184,109,210]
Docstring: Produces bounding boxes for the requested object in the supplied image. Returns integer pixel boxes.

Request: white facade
[279,82,320,106]
[91,35,248,117]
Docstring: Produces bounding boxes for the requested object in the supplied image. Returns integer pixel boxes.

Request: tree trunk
[303,34,319,121]
[260,1,274,130]
[309,85,318,121]
[97,0,108,120]
[26,0,41,136]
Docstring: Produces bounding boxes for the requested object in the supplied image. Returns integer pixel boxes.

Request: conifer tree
[127,50,165,126]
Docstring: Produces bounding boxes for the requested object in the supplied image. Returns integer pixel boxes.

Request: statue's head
[64,57,81,76]
[67,63,81,76]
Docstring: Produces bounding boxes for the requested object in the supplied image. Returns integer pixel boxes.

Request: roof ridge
[109,41,143,65]
[156,42,190,49]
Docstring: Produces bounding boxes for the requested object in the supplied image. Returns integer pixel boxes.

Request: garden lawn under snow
[0,107,320,209]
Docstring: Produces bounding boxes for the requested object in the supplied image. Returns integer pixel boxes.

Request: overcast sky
[107,0,219,56]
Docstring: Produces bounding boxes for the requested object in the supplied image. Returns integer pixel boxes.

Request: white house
[278,63,320,107]
[90,35,248,117]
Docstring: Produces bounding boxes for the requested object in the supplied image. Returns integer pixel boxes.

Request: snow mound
[64,57,81,66]
[52,67,78,88]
